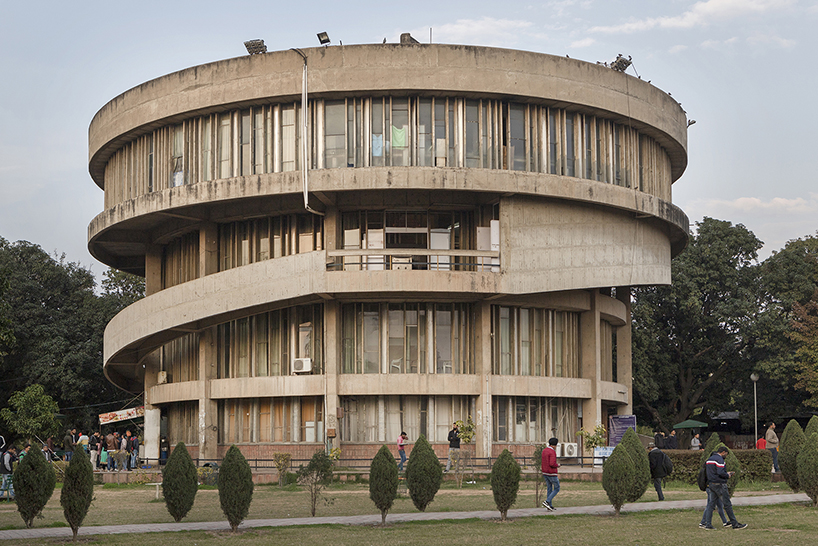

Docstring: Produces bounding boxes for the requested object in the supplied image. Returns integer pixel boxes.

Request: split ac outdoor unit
[292,358,312,374]
[561,443,578,458]
[157,371,168,385]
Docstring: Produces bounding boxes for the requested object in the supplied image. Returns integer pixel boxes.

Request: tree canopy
[0,237,144,434]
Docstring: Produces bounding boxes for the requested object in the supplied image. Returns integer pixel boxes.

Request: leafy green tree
[162,442,198,522]
[620,428,650,502]
[13,446,56,528]
[533,444,546,507]
[602,443,635,516]
[779,419,806,492]
[297,449,334,517]
[218,445,254,532]
[405,434,443,512]
[60,449,94,542]
[490,449,521,521]
[632,218,764,430]
[0,384,60,443]
[0,270,14,362]
[0,239,142,429]
[788,291,818,408]
[369,445,399,524]
[797,432,818,507]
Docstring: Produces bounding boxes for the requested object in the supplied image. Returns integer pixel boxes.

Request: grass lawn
[0,479,811,544]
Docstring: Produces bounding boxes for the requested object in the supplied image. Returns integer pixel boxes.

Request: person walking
[665,430,678,449]
[62,428,76,462]
[653,430,665,449]
[690,433,701,451]
[89,432,101,471]
[397,432,408,471]
[765,422,780,472]
[541,437,560,511]
[445,423,460,473]
[700,446,748,530]
[129,431,140,470]
[647,443,672,500]
[106,431,118,472]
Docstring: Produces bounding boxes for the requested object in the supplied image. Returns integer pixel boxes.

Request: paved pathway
[0,493,809,540]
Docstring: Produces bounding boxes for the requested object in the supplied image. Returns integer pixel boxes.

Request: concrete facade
[87,42,688,463]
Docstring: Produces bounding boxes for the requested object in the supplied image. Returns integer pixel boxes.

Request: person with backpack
[700,446,748,530]
[647,443,672,500]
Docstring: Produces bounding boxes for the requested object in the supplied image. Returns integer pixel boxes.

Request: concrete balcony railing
[327,248,500,272]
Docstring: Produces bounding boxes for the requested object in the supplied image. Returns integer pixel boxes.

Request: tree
[0,239,141,430]
[369,445,399,524]
[490,449,521,521]
[0,384,60,443]
[405,434,443,512]
[297,449,334,517]
[632,218,764,431]
[162,442,198,522]
[0,270,14,362]
[533,444,546,507]
[602,442,635,516]
[12,446,56,528]
[218,445,254,532]
[620,428,650,502]
[797,432,818,507]
[700,433,723,466]
[272,452,292,487]
[60,449,94,542]
[788,290,818,408]
[779,419,806,492]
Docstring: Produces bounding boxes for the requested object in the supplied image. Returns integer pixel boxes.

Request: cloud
[419,17,538,47]
[570,37,595,48]
[669,44,688,53]
[590,0,796,34]
[747,33,796,47]
[692,194,818,215]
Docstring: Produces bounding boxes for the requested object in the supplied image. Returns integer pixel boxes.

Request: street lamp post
[751,373,759,447]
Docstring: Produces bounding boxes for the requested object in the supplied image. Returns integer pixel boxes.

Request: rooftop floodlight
[244,39,267,55]
[317,32,330,46]
[610,54,632,72]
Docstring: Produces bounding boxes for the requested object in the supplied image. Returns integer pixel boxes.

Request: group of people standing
[59,428,140,471]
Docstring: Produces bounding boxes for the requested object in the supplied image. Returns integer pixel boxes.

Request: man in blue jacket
[700,446,748,530]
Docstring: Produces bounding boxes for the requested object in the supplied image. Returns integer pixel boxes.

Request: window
[341,303,471,374]
[162,333,199,383]
[324,101,346,168]
[280,105,298,172]
[218,305,322,378]
[219,213,323,271]
[170,124,185,187]
[218,397,320,444]
[493,396,577,444]
[161,231,199,288]
[492,306,579,377]
[167,401,198,445]
[218,114,231,179]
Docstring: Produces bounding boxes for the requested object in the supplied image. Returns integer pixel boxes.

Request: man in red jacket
[541,437,560,511]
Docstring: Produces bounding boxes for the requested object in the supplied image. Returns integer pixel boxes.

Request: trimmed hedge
[661,449,772,485]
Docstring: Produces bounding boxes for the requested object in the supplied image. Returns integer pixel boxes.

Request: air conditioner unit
[157,371,168,385]
[292,358,312,374]
[561,443,579,458]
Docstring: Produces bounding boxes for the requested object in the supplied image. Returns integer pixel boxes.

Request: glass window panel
[509,104,526,171]
[325,101,346,168]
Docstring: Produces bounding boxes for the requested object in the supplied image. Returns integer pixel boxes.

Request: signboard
[593,446,614,466]
[99,406,145,425]
[608,414,637,446]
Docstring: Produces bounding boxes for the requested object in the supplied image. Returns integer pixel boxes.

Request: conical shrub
[797,432,818,507]
[700,432,722,465]
[13,447,56,528]
[490,449,521,521]
[219,445,254,532]
[60,449,93,542]
[780,419,806,492]
[369,445,399,524]
[162,442,198,522]
[405,434,442,511]
[805,416,818,438]
[620,428,650,502]
[602,442,635,516]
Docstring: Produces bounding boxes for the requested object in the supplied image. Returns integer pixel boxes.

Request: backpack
[662,453,674,476]
[697,465,708,491]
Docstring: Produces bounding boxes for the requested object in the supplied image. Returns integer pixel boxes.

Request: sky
[1,0,816,277]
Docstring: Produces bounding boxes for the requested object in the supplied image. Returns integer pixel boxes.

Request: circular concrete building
[88,40,688,464]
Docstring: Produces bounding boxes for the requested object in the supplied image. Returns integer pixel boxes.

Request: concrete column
[616,286,633,414]
[580,290,602,435]
[199,222,219,276]
[324,300,340,450]
[143,349,162,463]
[475,300,492,459]
[198,327,218,461]
[144,244,162,296]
